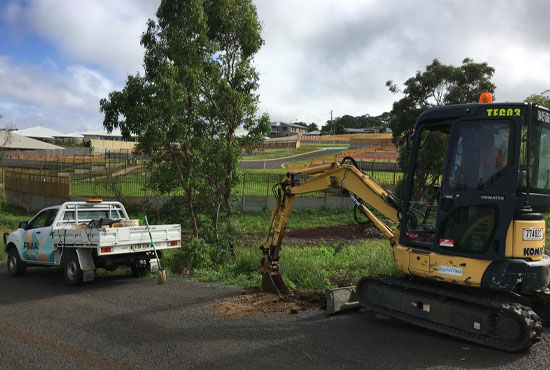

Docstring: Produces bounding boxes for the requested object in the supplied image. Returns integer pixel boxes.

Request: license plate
[132,243,151,251]
[523,228,543,241]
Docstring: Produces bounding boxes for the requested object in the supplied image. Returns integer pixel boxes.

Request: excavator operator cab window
[405,126,449,246]
[529,114,550,193]
[447,123,511,191]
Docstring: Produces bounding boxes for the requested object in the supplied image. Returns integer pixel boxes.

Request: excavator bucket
[262,271,291,295]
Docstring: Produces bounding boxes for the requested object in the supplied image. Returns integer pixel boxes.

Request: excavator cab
[400,101,550,290]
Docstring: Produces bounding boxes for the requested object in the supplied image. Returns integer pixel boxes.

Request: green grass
[232,208,358,234]
[188,239,398,290]
[0,193,34,263]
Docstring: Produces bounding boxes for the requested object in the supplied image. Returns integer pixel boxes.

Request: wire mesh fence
[1,161,402,199]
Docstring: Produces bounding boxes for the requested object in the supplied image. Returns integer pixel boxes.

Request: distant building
[269,122,307,138]
[80,129,138,143]
[0,130,64,150]
[16,126,64,144]
[343,128,369,134]
[53,132,84,145]
[305,130,321,136]
[343,126,389,134]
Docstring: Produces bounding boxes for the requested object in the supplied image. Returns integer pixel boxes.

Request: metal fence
[1,162,402,200]
[240,166,400,199]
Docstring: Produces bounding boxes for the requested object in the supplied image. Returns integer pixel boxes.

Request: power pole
[331,110,335,148]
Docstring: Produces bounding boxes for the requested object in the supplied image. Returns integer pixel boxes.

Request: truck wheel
[7,248,27,276]
[131,263,148,277]
[64,253,83,286]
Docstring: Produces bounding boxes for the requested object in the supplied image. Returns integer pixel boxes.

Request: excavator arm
[260,158,401,294]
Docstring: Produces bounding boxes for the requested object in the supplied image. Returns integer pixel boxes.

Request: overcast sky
[1,0,549,133]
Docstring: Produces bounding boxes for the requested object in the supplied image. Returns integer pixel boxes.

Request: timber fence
[4,169,71,198]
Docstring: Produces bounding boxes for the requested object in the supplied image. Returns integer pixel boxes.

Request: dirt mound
[217,287,326,317]
[284,223,383,245]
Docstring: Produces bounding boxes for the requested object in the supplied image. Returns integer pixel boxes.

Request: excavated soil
[217,287,326,317]
[284,223,384,245]
[245,223,386,247]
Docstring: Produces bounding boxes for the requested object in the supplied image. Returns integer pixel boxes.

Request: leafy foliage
[525,91,550,109]
[387,58,496,193]
[321,113,390,134]
[100,0,269,240]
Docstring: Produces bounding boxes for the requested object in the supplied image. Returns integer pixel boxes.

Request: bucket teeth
[262,272,291,295]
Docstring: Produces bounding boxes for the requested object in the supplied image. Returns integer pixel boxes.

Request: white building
[16,126,64,143]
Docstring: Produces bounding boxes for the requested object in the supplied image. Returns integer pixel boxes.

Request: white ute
[3,200,181,285]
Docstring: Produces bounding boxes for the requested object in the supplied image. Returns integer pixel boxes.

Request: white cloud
[0,56,111,110]
[0,56,111,130]
[8,0,160,74]
[3,0,550,131]
[66,65,115,102]
[254,0,550,125]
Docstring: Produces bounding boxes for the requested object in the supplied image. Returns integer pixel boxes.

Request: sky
[1,0,550,133]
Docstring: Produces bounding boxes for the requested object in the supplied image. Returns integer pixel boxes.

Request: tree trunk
[186,185,199,238]
[224,133,234,236]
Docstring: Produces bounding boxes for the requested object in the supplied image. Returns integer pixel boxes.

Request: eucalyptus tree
[101,0,269,239]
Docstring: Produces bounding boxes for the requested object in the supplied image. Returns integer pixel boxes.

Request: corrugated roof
[0,131,64,150]
[16,126,64,139]
[53,132,84,138]
[272,121,307,129]
[80,129,138,138]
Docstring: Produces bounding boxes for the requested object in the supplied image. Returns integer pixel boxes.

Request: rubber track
[357,275,542,352]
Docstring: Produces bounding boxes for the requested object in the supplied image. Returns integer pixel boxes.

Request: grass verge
[182,239,398,290]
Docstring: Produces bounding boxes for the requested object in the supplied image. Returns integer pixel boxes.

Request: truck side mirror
[19,221,28,230]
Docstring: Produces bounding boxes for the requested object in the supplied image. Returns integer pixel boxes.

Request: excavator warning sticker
[438,266,463,277]
[439,239,454,247]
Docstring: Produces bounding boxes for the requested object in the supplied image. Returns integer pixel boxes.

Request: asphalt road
[239,149,342,170]
[1,266,548,370]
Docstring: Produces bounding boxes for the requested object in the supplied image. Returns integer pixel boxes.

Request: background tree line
[320,113,391,135]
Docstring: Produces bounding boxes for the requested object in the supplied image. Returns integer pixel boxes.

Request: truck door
[22,208,58,263]
[435,117,521,261]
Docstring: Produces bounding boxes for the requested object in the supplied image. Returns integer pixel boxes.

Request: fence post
[266,173,270,210]
[241,173,246,211]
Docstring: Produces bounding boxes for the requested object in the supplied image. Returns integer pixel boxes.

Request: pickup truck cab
[4,200,181,285]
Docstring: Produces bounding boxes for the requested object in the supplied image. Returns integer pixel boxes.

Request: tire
[131,263,148,277]
[63,252,83,286]
[7,247,27,277]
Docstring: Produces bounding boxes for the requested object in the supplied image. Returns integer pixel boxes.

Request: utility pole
[331,110,335,149]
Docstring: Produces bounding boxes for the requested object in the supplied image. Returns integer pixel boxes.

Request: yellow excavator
[260,94,550,352]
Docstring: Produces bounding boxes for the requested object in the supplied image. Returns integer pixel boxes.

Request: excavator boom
[260,158,399,294]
